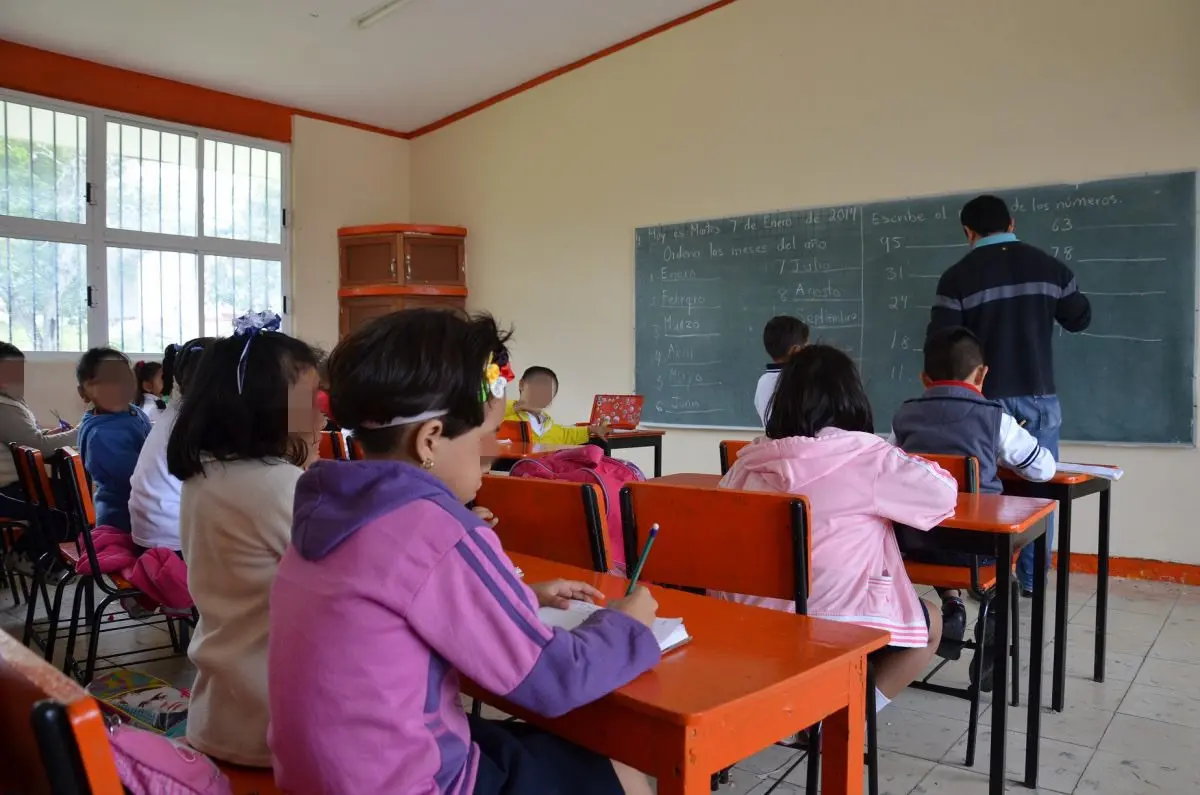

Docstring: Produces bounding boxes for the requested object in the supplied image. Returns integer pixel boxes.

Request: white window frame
[0,88,291,361]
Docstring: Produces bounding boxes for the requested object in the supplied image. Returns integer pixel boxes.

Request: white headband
[356,409,448,431]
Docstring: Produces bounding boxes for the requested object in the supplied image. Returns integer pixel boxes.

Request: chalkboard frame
[631,170,1199,446]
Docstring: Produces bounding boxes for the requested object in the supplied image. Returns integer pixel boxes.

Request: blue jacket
[78,407,152,532]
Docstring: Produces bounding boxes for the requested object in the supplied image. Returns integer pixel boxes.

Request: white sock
[874,688,890,713]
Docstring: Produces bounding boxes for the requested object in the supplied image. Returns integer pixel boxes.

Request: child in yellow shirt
[505,366,609,445]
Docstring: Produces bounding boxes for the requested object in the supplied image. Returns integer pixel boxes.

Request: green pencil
[625,523,659,596]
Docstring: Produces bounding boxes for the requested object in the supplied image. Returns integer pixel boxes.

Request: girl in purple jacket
[268,309,660,795]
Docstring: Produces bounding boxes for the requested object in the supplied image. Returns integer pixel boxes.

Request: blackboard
[634,172,1196,444]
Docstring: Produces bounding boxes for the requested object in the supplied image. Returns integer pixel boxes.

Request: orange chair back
[56,447,96,530]
[319,431,350,461]
[475,475,611,572]
[497,420,531,444]
[0,630,123,795]
[318,431,335,461]
[718,439,751,474]
[912,454,980,493]
[348,436,365,461]
[620,481,812,610]
[8,443,42,509]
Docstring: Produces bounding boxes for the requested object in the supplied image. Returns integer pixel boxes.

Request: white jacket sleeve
[997,413,1056,482]
[873,447,959,531]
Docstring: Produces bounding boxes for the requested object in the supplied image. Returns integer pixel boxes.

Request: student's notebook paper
[538,600,691,653]
[1055,462,1124,481]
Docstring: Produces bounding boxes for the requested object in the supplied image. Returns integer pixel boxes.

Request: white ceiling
[0,0,718,134]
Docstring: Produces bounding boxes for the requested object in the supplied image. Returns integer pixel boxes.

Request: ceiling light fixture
[355,0,419,30]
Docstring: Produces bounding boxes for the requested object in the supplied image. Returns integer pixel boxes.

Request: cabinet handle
[405,254,413,281]
[389,257,397,280]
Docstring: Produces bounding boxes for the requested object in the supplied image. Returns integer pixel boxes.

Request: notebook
[589,394,645,430]
[1055,462,1124,481]
[538,600,691,653]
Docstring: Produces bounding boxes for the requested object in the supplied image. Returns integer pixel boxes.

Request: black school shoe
[936,599,967,660]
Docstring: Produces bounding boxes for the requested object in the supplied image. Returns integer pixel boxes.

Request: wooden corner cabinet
[337,223,468,337]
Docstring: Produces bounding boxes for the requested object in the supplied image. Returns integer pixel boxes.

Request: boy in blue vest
[890,327,1055,680]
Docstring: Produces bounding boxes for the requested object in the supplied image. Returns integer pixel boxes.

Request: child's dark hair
[134,360,165,410]
[763,316,810,361]
[76,347,130,386]
[0,342,24,360]
[959,195,1012,237]
[162,338,217,399]
[520,365,558,393]
[924,327,985,382]
[766,345,874,438]
[167,330,322,480]
[328,308,512,456]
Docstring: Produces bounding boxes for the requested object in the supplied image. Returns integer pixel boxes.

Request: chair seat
[218,762,282,794]
[57,542,134,589]
[904,561,998,592]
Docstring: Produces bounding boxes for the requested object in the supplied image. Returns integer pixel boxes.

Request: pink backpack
[510,444,645,573]
[109,721,233,795]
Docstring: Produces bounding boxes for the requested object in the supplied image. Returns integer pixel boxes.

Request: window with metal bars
[0,90,289,355]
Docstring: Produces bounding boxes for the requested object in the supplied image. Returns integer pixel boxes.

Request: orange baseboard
[1053,552,1200,586]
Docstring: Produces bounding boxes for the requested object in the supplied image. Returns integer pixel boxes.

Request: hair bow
[233,311,282,394]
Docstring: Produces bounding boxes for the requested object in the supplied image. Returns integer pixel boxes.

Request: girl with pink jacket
[720,345,957,707]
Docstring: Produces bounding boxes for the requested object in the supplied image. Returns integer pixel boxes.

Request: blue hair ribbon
[233,311,282,394]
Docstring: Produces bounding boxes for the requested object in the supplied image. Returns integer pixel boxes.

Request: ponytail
[133,360,164,410]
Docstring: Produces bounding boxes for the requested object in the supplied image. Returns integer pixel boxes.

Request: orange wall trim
[408,0,741,138]
[0,39,411,142]
[1053,552,1200,586]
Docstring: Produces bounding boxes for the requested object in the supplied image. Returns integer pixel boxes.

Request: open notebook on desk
[538,600,691,653]
[1056,462,1124,481]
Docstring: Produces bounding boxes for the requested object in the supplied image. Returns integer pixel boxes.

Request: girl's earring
[421,458,435,470]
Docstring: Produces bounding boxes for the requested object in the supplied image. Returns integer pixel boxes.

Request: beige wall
[410,0,1200,563]
[23,115,410,419]
[290,116,410,352]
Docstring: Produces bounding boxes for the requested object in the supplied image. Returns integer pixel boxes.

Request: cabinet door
[340,234,400,286]
[403,235,465,286]
[339,295,467,337]
[340,296,402,337]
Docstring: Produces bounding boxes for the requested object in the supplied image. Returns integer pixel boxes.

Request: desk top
[492,442,577,460]
[572,425,667,439]
[999,468,1091,486]
[648,473,1054,535]
[512,554,888,723]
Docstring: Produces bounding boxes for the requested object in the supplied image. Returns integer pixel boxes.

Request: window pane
[106,247,200,353]
[106,122,197,236]
[203,256,282,334]
[0,100,87,223]
[203,139,282,243]
[0,237,87,351]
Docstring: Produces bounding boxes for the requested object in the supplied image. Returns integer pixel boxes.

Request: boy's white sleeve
[997,413,1056,481]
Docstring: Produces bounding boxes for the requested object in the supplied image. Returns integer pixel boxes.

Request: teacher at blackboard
[927,194,1092,596]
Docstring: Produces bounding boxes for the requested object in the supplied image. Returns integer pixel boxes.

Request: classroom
[1,1,1199,794]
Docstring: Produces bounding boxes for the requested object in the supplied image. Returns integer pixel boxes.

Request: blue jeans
[999,395,1061,591]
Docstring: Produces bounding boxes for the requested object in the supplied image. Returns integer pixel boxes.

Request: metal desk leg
[653,436,663,478]
[1025,524,1048,788]
[1095,486,1111,683]
[1052,497,1073,712]
[990,534,1013,795]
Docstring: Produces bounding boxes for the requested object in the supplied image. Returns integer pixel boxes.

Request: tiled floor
[5,572,1200,794]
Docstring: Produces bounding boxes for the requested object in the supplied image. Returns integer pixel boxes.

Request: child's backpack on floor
[509,444,645,574]
[108,719,233,795]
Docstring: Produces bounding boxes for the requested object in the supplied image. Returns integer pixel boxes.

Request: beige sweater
[180,457,301,767]
[0,395,77,486]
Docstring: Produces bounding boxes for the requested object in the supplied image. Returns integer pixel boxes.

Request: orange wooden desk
[466,554,889,795]
[649,473,1055,794]
[1000,468,1113,707]
[491,441,577,461]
